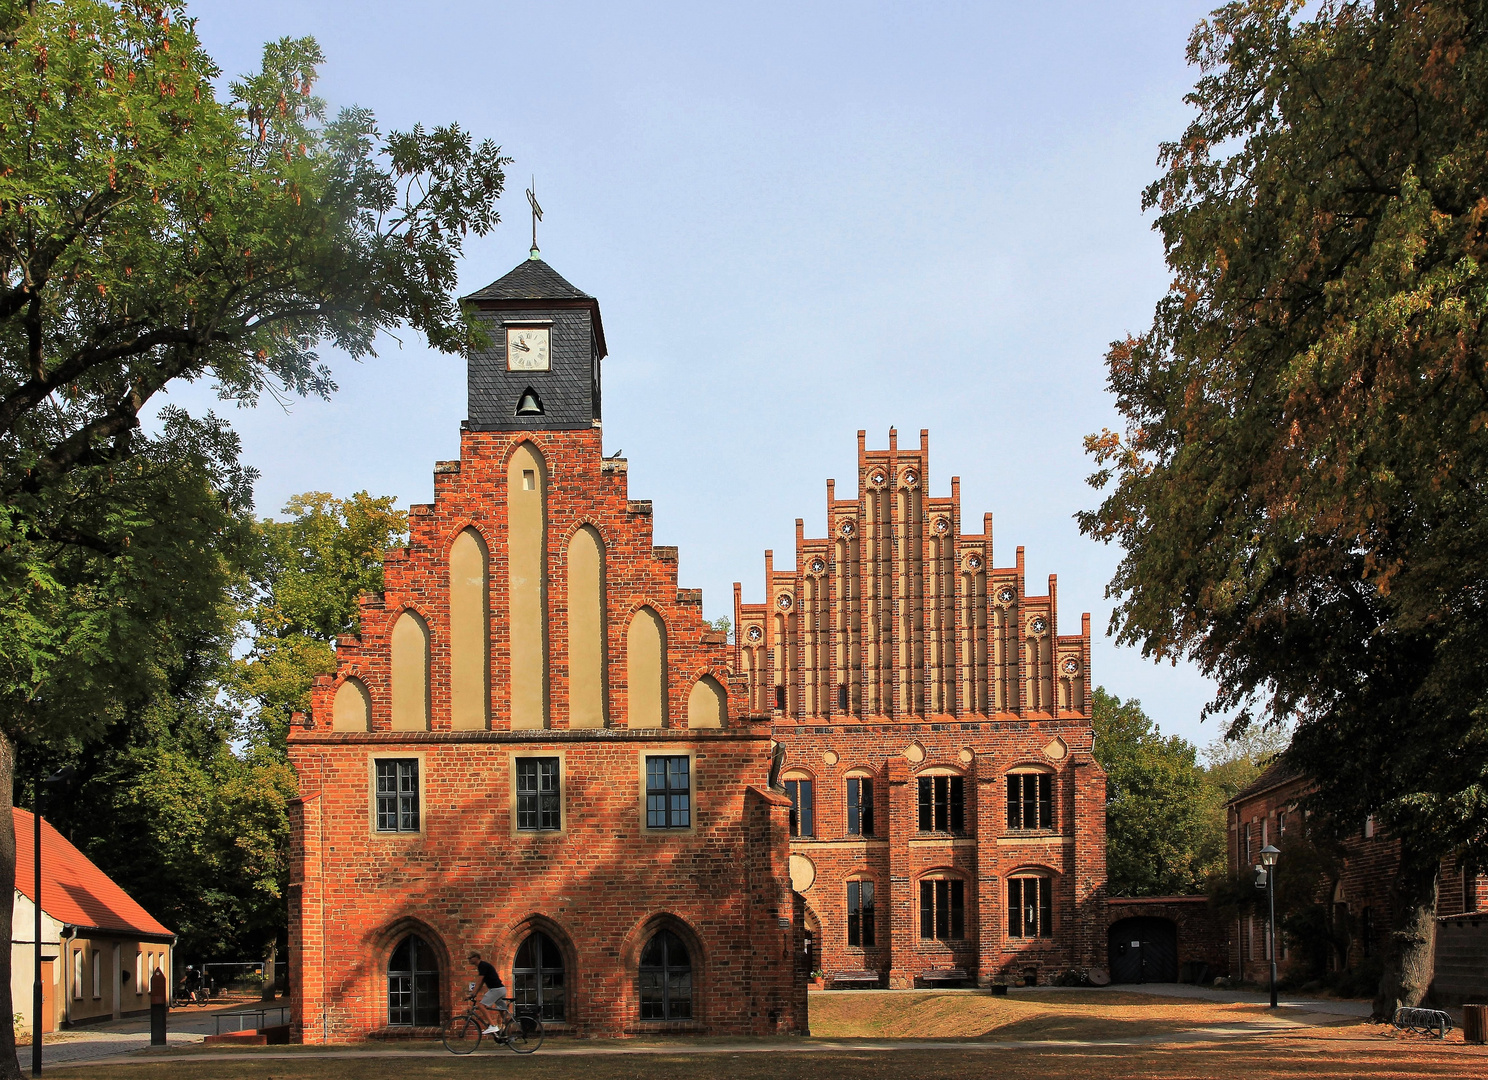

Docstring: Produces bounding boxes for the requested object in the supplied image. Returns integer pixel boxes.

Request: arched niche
[507,442,549,729]
[626,606,666,728]
[566,525,607,728]
[686,674,726,729]
[332,677,371,732]
[449,528,490,730]
[390,611,431,731]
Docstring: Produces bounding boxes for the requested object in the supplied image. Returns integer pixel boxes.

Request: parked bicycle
[443,983,543,1054]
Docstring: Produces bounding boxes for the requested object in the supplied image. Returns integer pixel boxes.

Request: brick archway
[620,913,706,1026]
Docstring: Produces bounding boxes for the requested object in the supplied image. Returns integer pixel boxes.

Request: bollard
[148,968,167,1046]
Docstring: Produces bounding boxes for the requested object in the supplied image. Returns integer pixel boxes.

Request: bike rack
[1393,1006,1453,1039]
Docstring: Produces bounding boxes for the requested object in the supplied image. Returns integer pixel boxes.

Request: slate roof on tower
[463,257,592,301]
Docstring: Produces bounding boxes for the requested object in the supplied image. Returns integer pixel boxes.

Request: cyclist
[467,952,509,1036]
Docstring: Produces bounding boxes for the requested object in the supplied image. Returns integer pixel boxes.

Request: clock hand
[512,339,530,352]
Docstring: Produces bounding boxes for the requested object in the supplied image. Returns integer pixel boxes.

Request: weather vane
[526,178,543,259]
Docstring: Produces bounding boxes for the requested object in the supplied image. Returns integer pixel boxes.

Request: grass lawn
[80,990,1484,1080]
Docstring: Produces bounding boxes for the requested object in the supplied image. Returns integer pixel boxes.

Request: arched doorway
[639,929,692,1020]
[387,934,440,1026]
[513,931,566,1021]
[1108,917,1177,984]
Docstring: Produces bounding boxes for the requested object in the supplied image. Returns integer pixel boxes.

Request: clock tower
[461,253,607,431]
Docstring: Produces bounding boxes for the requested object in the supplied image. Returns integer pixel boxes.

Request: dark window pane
[918,777,932,831]
[1008,878,1023,937]
[1007,775,1020,829]
[376,760,419,832]
[638,930,691,1020]
[514,931,565,1021]
[646,755,691,829]
[847,778,860,836]
[861,881,875,947]
[861,779,874,836]
[387,934,439,1027]
[799,780,813,837]
[1038,773,1052,829]
[936,880,950,939]
[775,685,786,711]
[950,880,965,939]
[920,880,934,939]
[838,684,849,712]
[950,776,964,832]
[847,882,861,947]
[1039,877,1053,937]
[786,780,800,837]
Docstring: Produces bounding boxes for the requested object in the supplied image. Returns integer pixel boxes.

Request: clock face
[506,326,550,372]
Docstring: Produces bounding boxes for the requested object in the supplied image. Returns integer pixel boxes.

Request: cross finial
[526,178,543,260]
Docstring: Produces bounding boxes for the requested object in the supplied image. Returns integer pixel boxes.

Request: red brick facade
[1227,764,1487,992]
[287,259,1114,1044]
[287,259,805,1042]
[740,430,1107,988]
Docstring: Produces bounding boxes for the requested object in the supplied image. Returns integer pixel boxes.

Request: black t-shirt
[476,961,503,990]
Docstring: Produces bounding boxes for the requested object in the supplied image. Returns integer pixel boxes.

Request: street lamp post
[1260,844,1281,1009]
[33,766,75,1077]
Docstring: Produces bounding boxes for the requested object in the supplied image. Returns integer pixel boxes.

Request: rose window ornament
[810,558,826,575]
[998,586,1015,604]
[964,553,982,571]
[839,519,857,538]
[1062,657,1080,675]
[777,594,794,611]
[934,518,950,535]
[901,470,917,487]
[1030,616,1047,635]
[869,469,887,487]
[747,625,762,642]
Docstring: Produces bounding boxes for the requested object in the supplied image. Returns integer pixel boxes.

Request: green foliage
[0,0,505,748]
[233,491,405,752]
[1079,0,1488,999]
[1092,688,1214,896]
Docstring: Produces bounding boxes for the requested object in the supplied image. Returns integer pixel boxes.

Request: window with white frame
[73,950,83,999]
[135,950,144,991]
[92,950,101,998]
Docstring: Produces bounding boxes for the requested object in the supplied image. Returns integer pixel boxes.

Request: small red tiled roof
[13,808,173,940]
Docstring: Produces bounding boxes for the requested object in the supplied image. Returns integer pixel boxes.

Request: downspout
[61,925,76,1028]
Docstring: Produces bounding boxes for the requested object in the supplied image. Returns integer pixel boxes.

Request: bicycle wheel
[442,1013,482,1054]
[507,1012,544,1054]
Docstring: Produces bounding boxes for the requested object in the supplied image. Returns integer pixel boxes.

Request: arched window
[639,929,691,1020]
[388,935,440,1026]
[1007,874,1053,939]
[919,873,966,940]
[782,768,814,838]
[513,931,566,1021]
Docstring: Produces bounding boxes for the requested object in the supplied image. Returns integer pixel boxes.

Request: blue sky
[167,0,1226,745]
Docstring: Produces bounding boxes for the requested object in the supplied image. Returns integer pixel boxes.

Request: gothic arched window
[514,931,566,1021]
[387,935,440,1027]
[639,929,692,1020]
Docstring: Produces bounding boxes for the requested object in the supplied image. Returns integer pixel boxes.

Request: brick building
[287,254,804,1042]
[1227,761,1487,1003]
[737,430,1108,988]
[287,252,1114,1041]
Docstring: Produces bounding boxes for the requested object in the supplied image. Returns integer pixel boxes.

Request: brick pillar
[288,792,323,1044]
[886,757,912,987]
[1071,755,1108,970]
[746,783,800,1034]
[976,756,1003,986]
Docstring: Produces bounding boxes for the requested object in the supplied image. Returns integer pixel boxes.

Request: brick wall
[289,421,803,1040]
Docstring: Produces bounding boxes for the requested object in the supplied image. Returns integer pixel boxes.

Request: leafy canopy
[1079,0,1488,882]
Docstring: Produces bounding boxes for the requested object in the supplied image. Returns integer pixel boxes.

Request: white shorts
[481,987,509,1010]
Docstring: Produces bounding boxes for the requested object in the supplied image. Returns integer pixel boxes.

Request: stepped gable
[735,427,1092,722]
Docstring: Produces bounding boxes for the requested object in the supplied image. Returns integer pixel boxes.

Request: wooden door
[40,959,55,1034]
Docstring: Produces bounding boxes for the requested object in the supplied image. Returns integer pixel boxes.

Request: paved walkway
[14,1000,290,1068]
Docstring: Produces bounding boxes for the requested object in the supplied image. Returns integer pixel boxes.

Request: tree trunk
[262,939,277,1001]
[1373,856,1439,1020]
[0,732,26,1079]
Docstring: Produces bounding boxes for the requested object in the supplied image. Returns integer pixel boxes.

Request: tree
[1079,0,1488,1013]
[0,2,506,1065]
[234,491,406,754]
[1091,688,1215,896]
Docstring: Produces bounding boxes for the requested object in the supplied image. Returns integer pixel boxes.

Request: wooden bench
[918,968,968,988]
[829,969,881,989]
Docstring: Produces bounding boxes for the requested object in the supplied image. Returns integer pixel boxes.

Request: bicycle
[442,984,544,1055]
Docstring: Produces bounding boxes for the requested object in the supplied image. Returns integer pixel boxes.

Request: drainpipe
[61,926,76,1028]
